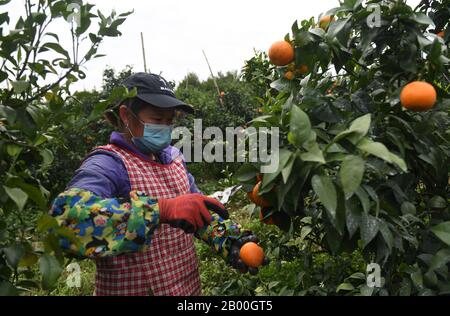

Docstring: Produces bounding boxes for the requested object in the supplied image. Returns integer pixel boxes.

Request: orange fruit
[247,191,256,204]
[296,64,309,74]
[220,91,225,97]
[259,209,275,225]
[400,81,437,112]
[326,82,337,94]
[251,181,270,207]
[239,242,264,268]
[319,15,335,30]
[284,70,294,80]
[437,31,444,38]
[268,41,295,66]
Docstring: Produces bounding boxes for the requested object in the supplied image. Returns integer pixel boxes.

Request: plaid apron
[92,144,201,296]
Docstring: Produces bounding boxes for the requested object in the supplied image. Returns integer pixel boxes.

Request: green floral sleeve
[49,188,160,259]
[50,189,245,262]
[195,213,245,262]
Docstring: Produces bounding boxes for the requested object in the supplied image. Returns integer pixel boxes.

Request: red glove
[158,193,229,233]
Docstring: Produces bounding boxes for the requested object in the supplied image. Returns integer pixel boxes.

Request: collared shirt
[67,131,200,198]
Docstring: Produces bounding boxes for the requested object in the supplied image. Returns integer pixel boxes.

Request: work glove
[228,231,270,275]
[158,193,229,233]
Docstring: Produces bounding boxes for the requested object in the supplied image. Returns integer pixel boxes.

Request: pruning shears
[209,184,242,205]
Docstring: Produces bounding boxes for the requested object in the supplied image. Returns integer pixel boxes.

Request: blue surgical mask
[129,123,173,154]
[126,111,173,154]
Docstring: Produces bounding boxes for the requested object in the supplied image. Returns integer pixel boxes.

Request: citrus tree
[238,0,449,295]
[0,0,132,295]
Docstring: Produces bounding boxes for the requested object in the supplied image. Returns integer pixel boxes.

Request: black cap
[121,72,194,114]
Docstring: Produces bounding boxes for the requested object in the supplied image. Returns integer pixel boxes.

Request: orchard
[0,0,448,298]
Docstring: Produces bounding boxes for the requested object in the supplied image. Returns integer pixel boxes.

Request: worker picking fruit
[49,72,267,296]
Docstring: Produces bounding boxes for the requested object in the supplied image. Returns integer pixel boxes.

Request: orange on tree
[319,15,335,30]
[268,40,294,66]
[296,64,309,74]
[284,70,294,80]
[239,242,265,268]
[249,181,270,207]
[326,82,337,94]
[400,81,437,112]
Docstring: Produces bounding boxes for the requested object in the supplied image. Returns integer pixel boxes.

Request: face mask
[126,113,173,154]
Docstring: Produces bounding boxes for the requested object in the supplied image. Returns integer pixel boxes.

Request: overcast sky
[8,0,420,91]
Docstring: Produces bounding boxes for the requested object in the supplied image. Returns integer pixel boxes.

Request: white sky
[6,0,420,91]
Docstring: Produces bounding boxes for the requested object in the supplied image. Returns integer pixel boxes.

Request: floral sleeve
[50,188,246,262]
[195,213,245,262]
[49,188,160,259]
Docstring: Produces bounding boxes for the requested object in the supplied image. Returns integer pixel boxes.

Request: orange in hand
[239,242,265,268]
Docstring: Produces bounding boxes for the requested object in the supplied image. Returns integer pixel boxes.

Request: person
[49,72,265,296]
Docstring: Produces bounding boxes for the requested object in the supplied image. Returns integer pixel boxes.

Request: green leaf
[260,148,292,190]
[360,213,379,248]
[0,281,18,296]
[299,143,325,164]
[355,187,370,214]
[3,186,28,211]
[281,155,295,183]
[18,252,38,268]
[5,177,48,210]
[336,282,355,292]
[3,244,24,269]
[39,254,63,290]
[289,105,311,148]
[332,113,371,144]
[10,80,30,94]
[34,133,53,146]
[249,115,272,124]
[411,271,423,289]
[312,175,337,222]
[40,148,54,167]
[359,284,374,296]
[357,138,407,171]
[348,272,365,280]
[41,42,70,59]
[428,196,447,209]
[412,13,435,27]
[300,226,312,242]
[6,144,22,157]
[37,214,59,232]
[327,17,351,38]
[345,196,362,238]
[431,222,450,246]
[340,155,365,198]
[429,249,450,271]
[401,201,416,215]
[378,220,394,252]
[234,164,258,183]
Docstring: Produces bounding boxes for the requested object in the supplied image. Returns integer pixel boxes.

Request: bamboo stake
[202,49,223,106]
[141,32,148,73]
